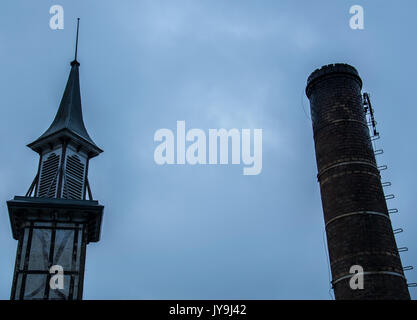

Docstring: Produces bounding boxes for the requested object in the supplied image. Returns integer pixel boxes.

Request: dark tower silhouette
[7,20,104,300]
[306,63,410,300]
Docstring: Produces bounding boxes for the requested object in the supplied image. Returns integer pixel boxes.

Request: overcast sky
[0,0,416,299]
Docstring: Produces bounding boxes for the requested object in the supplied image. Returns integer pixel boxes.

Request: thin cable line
[300,87,311,122]
[322,229,334,300]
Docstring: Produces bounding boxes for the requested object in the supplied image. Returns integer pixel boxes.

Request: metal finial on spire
[71,18,80,66]
[75,18,80,61]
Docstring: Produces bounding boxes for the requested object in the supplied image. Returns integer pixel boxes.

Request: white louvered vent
[38,153,60,198]
[63,154,85,199]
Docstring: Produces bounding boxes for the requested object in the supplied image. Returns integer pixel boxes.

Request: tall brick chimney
[305,63,410,300]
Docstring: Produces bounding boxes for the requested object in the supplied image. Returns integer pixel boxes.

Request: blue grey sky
[0,0,416,299]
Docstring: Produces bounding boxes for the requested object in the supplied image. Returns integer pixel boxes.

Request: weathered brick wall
[306,63,410,300]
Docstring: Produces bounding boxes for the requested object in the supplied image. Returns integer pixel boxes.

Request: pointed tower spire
[28,19,102,157]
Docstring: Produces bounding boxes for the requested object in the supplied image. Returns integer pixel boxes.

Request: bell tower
[7,19,104,300]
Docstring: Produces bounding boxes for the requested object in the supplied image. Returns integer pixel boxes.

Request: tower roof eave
[27,127,103,158]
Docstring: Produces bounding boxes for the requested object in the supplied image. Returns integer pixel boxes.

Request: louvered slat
[63,154,85,199]
[38,153,59,198]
